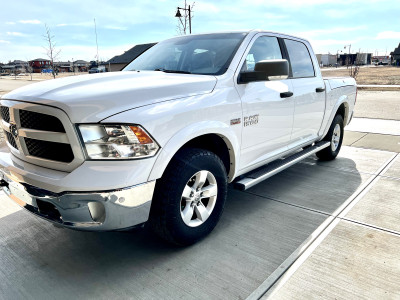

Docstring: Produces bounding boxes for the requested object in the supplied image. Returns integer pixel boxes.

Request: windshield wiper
[154,68,191,74]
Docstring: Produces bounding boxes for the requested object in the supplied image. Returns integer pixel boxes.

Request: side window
[284,39,315,78]
[241,36,282,71]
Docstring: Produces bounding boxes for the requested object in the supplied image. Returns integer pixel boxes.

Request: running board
[234,141,330,191]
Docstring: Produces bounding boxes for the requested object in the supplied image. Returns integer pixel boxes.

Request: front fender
[148,121,240,182]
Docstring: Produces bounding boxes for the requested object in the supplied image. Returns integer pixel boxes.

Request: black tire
[149,147,227,246]
[316,114,344,161]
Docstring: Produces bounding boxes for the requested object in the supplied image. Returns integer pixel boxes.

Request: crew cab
[0,30,356,245]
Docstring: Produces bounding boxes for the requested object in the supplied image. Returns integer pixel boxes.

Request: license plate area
[4,180,35,207]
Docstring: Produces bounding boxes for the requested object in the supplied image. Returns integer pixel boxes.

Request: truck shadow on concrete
[0,158,363,299]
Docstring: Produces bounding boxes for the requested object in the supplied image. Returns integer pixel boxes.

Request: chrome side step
[234,141,331,191]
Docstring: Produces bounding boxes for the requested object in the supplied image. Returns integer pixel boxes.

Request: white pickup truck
[0,30,356,245]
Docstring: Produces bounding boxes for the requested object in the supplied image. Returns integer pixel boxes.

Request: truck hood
[2,71,217,123]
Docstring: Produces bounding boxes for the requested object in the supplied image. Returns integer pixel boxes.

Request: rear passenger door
[283,39,325,146]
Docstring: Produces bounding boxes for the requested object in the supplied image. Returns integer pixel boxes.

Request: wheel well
[336,103,347,123]
[182,134,232,178]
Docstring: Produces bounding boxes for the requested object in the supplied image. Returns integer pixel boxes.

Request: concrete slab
[301,146,394,175]
[246,163,370,214]
[353,91,400,121]
[382,155,400,179]
[351,133,400,153]
[346,117,400,136]
[344,177,400,233]
[0,79,36,96]
[0,189,327,299]
[0,192,21,219]
[342,131,367,146]
[264,221,400,299]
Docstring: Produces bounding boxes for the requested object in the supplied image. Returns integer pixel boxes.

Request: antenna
[94,18,99,65]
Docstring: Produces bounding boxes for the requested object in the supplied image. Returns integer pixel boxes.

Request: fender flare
[148,121,240,182]
[320,95,350,139]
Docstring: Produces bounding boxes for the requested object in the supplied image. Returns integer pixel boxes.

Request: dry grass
[322,66,400,85]
[2,72,82,81]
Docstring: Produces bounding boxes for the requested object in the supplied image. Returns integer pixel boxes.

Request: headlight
[78,124,159,160]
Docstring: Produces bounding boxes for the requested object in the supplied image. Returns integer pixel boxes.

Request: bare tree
[25,59,34,81]
[176,1,195,35]
[349,58,361,81]
[43,24,61,79]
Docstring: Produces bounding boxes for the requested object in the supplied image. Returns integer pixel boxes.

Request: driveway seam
[245,153,398,300]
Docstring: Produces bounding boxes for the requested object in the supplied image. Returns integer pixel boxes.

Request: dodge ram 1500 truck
[0,30,356,245]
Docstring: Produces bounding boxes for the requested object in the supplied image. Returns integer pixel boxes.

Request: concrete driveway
[0,142,397,299]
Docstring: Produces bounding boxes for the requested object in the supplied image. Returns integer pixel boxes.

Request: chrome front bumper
[0,172,155,231]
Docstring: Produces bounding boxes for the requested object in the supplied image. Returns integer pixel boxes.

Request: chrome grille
[0,100,85,172]
[0,106,10,123]
[25,138,74,163]
[5,131,17,149]
[20,110,66,133]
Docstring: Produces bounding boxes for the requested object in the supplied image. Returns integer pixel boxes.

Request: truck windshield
[123,33,247,75]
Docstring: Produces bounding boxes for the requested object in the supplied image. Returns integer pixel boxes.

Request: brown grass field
[322,66,400,85]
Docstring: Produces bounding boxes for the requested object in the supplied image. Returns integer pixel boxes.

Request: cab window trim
[280,37,316,79]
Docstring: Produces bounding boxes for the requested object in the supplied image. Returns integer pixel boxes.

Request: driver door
[235,35,295,171]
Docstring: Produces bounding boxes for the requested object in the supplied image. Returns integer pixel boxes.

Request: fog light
[88,202,106,223]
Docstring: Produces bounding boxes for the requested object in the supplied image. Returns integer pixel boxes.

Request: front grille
[25,138,74,163]
[5,131,18,149]
[20,110,65,133]
[0,106,10,123]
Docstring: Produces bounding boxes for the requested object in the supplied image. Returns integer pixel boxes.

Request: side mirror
[239,59,289,83]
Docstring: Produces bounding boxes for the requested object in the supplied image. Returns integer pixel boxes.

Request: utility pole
[94,18,99,65]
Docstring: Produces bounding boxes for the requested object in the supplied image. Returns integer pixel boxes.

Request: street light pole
[175,5,192,34]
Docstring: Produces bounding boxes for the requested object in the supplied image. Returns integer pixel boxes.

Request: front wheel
[149,148,227,246]
[316,114,344,161]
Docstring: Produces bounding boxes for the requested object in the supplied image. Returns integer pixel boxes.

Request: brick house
[29,58,51,73]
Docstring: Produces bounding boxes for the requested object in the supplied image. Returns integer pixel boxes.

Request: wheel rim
[180,170,218,227]
[331,123,341,152]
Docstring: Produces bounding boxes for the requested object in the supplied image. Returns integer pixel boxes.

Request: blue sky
[0,0,399,63]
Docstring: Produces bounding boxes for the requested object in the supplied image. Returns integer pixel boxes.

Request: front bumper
[0,172,156,231]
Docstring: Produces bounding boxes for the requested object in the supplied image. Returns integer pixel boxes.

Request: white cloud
[295,26,367,39]
[6,32,27,37]
[0,40,11,44]
[5,21,16,25]
[19,20,41,24]
[376,31,400,40]
[56,22,92,27]
[264,13,287,20]
[195,2,220,13]
[105,25,128,31]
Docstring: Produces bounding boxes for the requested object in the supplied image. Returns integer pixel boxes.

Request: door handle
[316,87,325,93]
[280,91,293,98]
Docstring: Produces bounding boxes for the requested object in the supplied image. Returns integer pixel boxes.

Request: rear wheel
[316,114,344,161]
[149,148,227,246]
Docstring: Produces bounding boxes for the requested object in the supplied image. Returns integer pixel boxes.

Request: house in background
[107,43,156,72]
[1,60,28,74]
[73,60,89,72]
[390,43,400,66]
[29,58,51,73]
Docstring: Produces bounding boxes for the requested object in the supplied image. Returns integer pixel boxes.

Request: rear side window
[241,36,282,71]
[284,39,315,78]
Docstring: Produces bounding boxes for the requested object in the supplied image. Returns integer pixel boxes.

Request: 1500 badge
[244,114,259,127]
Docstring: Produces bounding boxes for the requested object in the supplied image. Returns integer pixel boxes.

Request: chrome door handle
[280,91,293,98]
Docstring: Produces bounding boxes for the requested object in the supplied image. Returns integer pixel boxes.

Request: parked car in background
[89,66,106,74]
